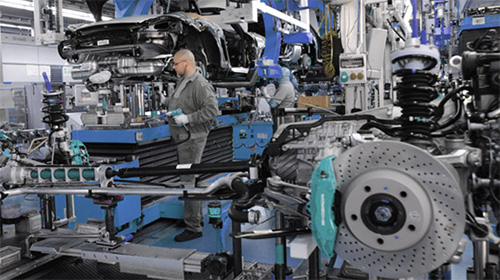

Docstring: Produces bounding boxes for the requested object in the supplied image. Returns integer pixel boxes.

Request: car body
[59,12,263,82]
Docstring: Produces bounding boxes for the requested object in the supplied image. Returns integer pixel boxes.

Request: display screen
[340,57,364,68]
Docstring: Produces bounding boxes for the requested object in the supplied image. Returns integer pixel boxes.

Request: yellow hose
[318,5,338,77]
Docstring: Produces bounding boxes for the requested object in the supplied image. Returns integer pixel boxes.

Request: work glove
[174,113,189,125]
[260,86,271,99]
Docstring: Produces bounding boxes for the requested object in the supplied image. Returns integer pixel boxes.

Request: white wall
[1,33,74,83]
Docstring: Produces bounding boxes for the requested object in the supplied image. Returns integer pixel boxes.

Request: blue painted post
[411,0,419,38]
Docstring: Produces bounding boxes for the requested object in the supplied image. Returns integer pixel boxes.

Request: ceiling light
[0,0,112,22]
[0,22,34,36]
[0,23,33,30]
[62,8,112,21]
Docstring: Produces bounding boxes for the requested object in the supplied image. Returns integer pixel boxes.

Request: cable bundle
[318,5,338,77]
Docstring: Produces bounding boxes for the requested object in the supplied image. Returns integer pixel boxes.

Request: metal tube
[49,195,56,230]
[3,184,210,197]
[119,84,125,106]
[473,240,488,279]
[138,85,144,116]
[232,220,243,278]
[105,207,115,240]
[43,195,52,229]
[308,247,320,280]
[2,173,247,197]
[57,0,63,33]
[65,195,75,220]
[232,227,310,239]
[33,233,100,239]
[131,86,137,118]
[274,212,287,280]
[267,177,309,191]
[0,201,3,236]
[115,162,249,178]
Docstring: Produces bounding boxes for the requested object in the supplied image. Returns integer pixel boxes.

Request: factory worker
[261,67,296,123]
[162,49,219,242]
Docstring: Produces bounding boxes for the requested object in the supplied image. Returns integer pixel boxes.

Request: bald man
[163,49,219,242]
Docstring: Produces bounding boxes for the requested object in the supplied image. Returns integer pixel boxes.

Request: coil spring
[321,31,337,77]
[395,69,438,146]
[41,91,68,129]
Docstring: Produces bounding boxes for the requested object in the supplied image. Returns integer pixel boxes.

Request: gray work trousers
[177,136,207,233]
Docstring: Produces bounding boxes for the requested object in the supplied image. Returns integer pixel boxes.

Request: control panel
[233,121,273,161]
[339,54,367,87]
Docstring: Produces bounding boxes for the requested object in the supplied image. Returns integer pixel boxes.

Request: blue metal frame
[459,13,500,35]
[255,0,282,79]
[115,0,154,18]
[284,32,313,44]
[72,114,249,144]
[431,1,451,51]
[72,125,171,144]
[218,97,240,110]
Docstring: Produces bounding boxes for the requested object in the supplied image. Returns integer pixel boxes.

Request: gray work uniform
[274,80,295,123]
[274,80,295,109]
[164,71,219,233]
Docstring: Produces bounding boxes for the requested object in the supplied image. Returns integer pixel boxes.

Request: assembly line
[0,0,499,279]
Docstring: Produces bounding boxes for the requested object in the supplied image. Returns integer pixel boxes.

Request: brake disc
[333,141,465,278]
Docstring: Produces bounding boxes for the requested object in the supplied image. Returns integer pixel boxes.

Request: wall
[1,33,75,83]
[1,33,77,128]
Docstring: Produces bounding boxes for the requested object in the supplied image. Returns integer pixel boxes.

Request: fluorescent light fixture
[0,23,33,30]
[62,8,112,21]
[0,23,34,36]
[0,0,32,11]
[0,0,112,22]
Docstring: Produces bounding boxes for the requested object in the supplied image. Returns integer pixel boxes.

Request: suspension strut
[394,69,438,147]
[41,91,69,130]
[41,72,71,164]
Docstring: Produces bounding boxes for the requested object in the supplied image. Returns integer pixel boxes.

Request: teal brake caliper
[307,155,338,258]
[69,140,89,165]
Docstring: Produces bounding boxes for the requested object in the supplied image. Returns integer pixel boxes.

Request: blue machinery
[69,113,259,236]
[233,121,273,161]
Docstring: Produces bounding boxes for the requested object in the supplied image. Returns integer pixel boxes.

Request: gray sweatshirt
[164,72,219,141]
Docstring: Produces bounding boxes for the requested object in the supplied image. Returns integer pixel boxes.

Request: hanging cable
[318,4,338,77]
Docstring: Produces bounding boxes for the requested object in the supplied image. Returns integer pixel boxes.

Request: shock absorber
[391,37,440,148]
[41,91,69,130]
[41,72,71,164]
[394,69,438,147]
[41,72,68,130]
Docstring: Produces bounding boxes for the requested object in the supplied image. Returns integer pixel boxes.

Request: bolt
[468,152,481,166]
[374,206,392,222]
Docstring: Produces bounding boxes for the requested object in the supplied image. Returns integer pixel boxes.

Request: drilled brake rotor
[333,141,465,278]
